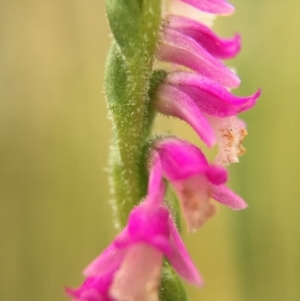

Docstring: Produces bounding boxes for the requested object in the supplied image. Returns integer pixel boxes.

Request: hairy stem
[105,0,162,228]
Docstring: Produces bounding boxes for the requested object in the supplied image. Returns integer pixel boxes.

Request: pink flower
[150,137,247,232]
[66,165,202,301]
[164,72,260,117]
[154,71,260,161]
[157,28,240,88]
[164,15,241,59]
[157,0,240,88]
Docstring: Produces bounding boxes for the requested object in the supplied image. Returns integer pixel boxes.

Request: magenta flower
[164,15,241,59]
[157,28,240,88]
[150,137,247,231]
[157,0,240,88]
[154,82,216,147]
[66,164,202,301]
[164,72,260,117]
[154,72,260,161]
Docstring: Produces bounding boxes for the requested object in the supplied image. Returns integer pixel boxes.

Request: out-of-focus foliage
[1,1,300,301]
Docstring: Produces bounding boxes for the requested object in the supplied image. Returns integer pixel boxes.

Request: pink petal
[65,275,113,301]
[166,72,261,117]
[113,204,172,255]
[155,137,228,185]
[165,15,240,59]
[110,243,163,301]
[211,184,248,209]
[180,0,235,15]
[172,175,217,231]
[167,217,203,285]
[127,204,171,240]
[155,137,210,180]
[147,155,166,207]
[157,29,240,89]
[155,84,216,147]
[114,226,172,257]
[84,236,125,277]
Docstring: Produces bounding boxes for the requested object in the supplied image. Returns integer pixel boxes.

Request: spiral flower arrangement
[66,1,260,300]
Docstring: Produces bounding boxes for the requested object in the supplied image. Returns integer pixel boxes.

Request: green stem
[105,0,162,228]
[106,44,146,227]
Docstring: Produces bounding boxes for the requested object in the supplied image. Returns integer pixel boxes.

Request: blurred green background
[1,0,299,301]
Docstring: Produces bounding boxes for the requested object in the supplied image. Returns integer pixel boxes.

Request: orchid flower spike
[66,164,202,301]
[149,137,247,232]
[67,0,260,299]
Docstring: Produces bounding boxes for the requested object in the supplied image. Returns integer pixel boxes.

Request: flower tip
[242,88,261,111]
[229,199,248,211]
[255,88,262,99]
[83,266,93,277]
[232,33,242,52]
[212,0,236,16]
[206,136,217,148]
[190,272,205,287]
[221,2,235,16]
[64,286,81,301]
[211,184,248,210]
[219,67,241,89]
[234,33,241,42]
[64,286,72,295]
[197,277,205,287]
[237,201,248,210]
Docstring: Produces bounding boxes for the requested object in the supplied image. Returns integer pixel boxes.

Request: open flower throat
[66,1,260,301]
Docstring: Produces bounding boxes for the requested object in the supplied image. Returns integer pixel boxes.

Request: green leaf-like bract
[106,0,141,59]
[159,263,189,301]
